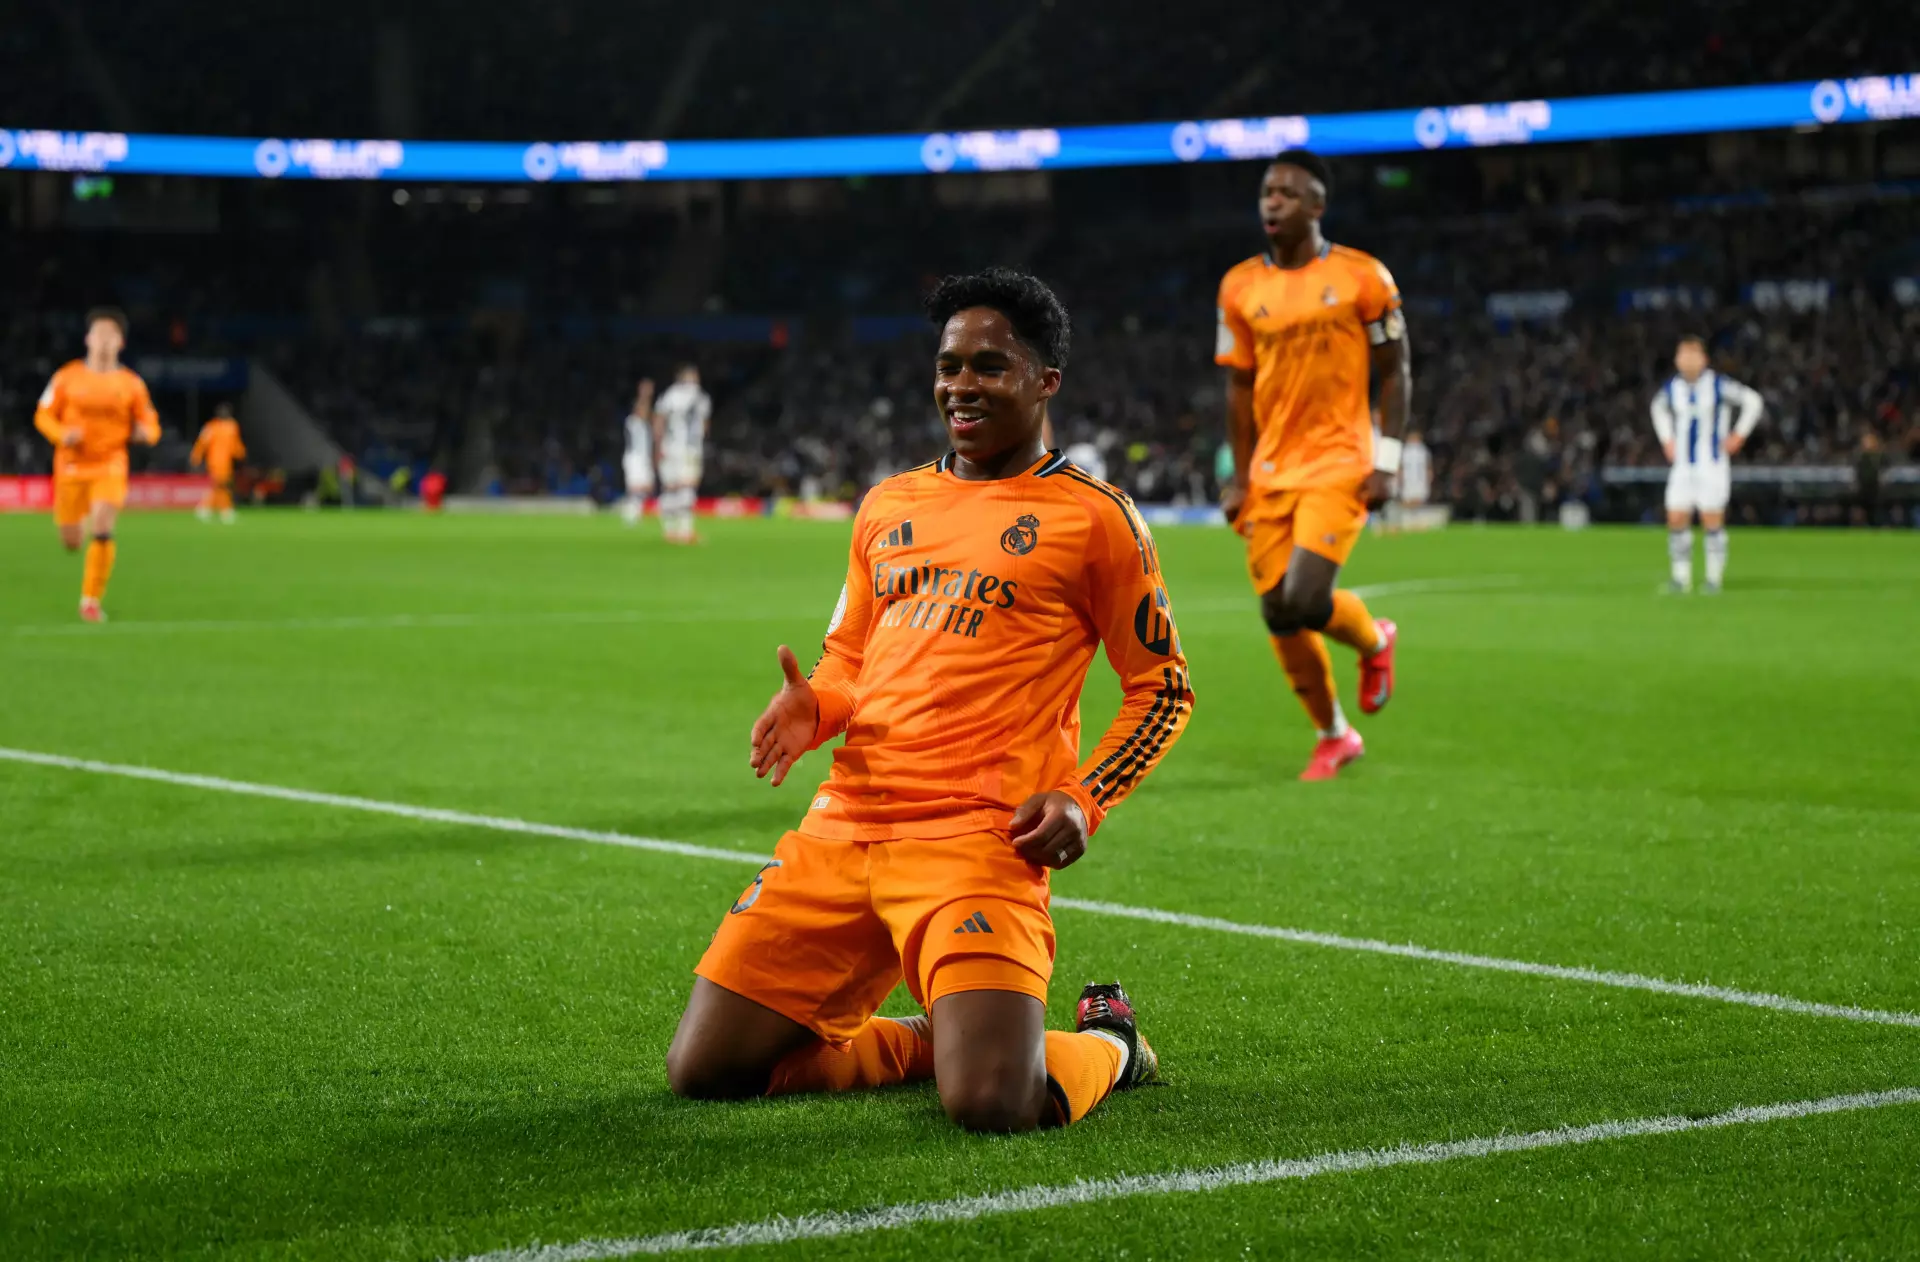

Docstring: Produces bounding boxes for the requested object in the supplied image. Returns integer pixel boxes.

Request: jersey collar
[936,448,1066,479]
[1263,239,1333,268]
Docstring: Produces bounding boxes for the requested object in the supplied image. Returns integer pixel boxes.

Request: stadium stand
[11,0,1919,139]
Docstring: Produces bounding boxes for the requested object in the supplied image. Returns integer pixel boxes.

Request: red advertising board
[0,475,210,513]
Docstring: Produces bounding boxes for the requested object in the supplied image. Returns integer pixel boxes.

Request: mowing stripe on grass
[1,574,1525,636]
[448,1087,1920,1259]
[6,744,1918,1030]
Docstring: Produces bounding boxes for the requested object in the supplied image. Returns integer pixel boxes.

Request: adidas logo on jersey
[952,911,994,935]
[877,520,915,548]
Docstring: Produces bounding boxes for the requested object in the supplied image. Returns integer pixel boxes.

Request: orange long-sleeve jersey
[191,418,247,477]
[1215,243,1403,493]
[34,360,160,473]
[798,450,1194,843]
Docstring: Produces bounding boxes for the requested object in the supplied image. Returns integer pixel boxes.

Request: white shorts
[622,457,653,495]
[659,449,703,489]
[1665,463,1730,513]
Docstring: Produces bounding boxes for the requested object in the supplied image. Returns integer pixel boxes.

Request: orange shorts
[696,830,1055,1044]
[1240,483,1369,594]
[53,464,129,528]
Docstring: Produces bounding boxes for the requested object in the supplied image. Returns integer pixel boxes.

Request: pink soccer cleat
[1299,728,1364,781]
[79,597,106,624]
[1358,618,1397,715]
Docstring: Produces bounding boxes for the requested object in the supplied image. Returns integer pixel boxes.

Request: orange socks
[1043,1029,1126,1125]
[766,1015,935,1097]
[1322,589,1384,656]
[765,1016,1126,1128]
[81,537,116,602]
[1272,631,1344,735]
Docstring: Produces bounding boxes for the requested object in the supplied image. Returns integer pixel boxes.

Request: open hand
[748,645,818,787]
[1009,791,1089,870]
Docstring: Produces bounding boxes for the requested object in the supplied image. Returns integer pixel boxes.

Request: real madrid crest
[1000,513,1040,556]
[1321,284,1339,306]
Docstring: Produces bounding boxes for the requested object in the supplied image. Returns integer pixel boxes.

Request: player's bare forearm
[1371,336,1411,441]
[1226,369,1256,480]
[1222,368,1256,520]
[1365,337,1411,507]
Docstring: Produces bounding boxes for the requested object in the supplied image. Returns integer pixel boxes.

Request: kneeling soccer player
[667,268,1194,1132]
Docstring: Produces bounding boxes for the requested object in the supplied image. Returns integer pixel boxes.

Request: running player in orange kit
[190,402,247,524]
[33,307,162,622]
[668,269,1193,1132]
[1216,154,1408,780]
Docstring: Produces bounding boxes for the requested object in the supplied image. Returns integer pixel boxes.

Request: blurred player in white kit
[1396,430,1431,507]
[620,378,656,528]
[1651,336,1763,594]
[655,364,710,544]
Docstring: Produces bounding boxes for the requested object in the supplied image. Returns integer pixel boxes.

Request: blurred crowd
[5,190,1916,520]
[12,0,1916,142]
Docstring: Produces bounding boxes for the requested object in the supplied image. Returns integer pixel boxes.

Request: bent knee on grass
[932,988,1049,1132]
[938,1067,1049,1133]
[664,1045,773,1100]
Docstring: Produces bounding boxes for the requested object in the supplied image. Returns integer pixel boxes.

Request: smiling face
[1259,162,1325,250]
[933,306,1060,468]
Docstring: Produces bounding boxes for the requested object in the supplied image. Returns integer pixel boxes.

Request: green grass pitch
[2,509,1917,1260]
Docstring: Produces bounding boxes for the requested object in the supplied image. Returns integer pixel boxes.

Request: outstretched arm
[1010,500,1193,868]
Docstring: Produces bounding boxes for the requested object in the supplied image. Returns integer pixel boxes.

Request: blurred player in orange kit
[1216,154,1408,781]
[667,268,1193,1132]
[190,402,247,524]
[33,307,162,622]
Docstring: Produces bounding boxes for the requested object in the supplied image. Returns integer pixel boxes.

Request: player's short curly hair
[85,305,129,337]
[1270,150,1332,198]
[923,267,1071,370]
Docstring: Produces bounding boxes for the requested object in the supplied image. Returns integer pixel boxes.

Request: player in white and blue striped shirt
[1650,336,1763,594]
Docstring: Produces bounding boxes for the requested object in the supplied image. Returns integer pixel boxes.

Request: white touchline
[1048,898,1920,1028]
[447,1087,1920,1260]
[4,745,1918,1031]
[0,747,766,867]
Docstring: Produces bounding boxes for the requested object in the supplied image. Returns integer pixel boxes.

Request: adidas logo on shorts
[952,911,994,935]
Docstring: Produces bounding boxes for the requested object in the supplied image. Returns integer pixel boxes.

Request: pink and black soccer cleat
[1358,618,1397,715]
[79,597,106,624]
[1299,727,1365,781]
[1075,982,1158,1089]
